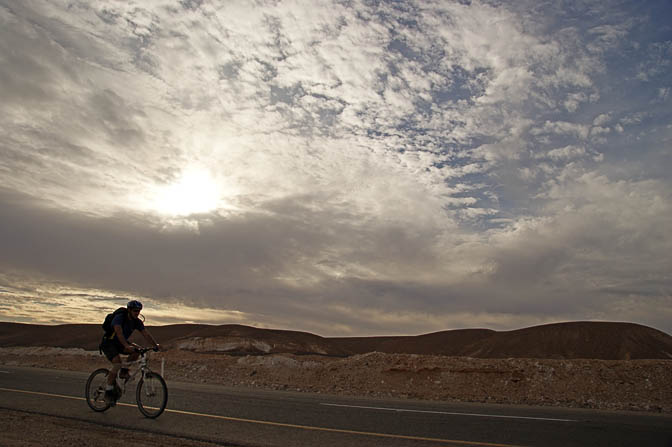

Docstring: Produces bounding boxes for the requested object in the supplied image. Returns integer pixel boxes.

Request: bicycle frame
[116,350,152,395]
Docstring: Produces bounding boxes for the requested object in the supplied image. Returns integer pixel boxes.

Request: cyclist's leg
[100,338,123,384]
[100,338,124,403]
[104,357,121,404]
[107,355,121,386]
[120,351,139,379]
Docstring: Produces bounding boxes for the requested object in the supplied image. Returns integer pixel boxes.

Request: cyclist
[100,300,160,404]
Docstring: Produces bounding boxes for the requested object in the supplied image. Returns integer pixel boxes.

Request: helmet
[127,300,143,310]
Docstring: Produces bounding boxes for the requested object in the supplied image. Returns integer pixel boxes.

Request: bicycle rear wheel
[85,368,112,412]
[136,372,168,418]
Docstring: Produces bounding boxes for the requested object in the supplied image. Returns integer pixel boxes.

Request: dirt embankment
[1,347,670,414]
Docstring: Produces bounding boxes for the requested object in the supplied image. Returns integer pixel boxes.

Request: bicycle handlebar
[134,346,160,354]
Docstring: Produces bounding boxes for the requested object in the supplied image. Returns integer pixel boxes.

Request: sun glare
[153,168,221,216]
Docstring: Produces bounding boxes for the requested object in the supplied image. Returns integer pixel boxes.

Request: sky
[0,0,671,336]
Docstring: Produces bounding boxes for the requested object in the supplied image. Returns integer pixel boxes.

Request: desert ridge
[1,320,671,360]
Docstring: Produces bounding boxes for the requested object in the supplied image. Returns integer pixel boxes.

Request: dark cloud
[0,190,310,305]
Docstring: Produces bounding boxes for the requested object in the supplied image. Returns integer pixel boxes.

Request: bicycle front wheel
[85,368,112,412]
[136,372,168,418]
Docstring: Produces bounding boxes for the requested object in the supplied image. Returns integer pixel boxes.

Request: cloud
[1,0,671,335]
[544,145,587,161]
[530,121,591,140]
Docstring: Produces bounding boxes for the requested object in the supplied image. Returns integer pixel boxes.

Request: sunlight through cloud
[152,167,221,216]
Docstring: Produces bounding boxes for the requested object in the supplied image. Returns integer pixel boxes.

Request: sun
[153,168,221,216]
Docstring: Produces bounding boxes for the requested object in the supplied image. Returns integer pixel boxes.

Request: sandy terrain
[2,346,671,446]
[1,346,670,413]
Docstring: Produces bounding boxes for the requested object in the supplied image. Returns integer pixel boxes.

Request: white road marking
[321,403,576,422]
[0,370,11,374]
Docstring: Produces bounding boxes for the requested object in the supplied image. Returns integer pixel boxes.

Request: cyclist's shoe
[119,368,130,380]
[104,388,117,405]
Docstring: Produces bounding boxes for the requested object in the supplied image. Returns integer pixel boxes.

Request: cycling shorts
[100,337,126,361]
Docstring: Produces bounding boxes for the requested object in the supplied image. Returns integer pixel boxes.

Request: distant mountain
[1,321,671,360]
[333,322,672,360]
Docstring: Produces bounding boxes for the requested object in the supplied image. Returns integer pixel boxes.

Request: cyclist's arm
[113,324,135,353]
[140,329,160,350]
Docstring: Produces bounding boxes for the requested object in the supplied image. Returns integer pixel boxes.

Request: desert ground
[1,346,670,413]
[1,321,671,446]
[1,347,671,446]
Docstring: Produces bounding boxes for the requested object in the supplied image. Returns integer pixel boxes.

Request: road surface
[1,365,671,446]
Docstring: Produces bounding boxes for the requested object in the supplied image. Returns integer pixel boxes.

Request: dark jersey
[111,311,145,340]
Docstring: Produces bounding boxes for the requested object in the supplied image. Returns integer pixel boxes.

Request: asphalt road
[0,365,671,446]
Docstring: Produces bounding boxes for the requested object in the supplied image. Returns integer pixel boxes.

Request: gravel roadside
[1,347,670,413]
[0,408,229,447]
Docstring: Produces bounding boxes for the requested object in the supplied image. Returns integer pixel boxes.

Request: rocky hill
[1,320,671,360]
[333,321,672,360]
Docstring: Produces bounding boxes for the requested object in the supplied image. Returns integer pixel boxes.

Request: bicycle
[85,346,168,418]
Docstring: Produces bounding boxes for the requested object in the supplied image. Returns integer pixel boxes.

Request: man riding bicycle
[100,300,160,404]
